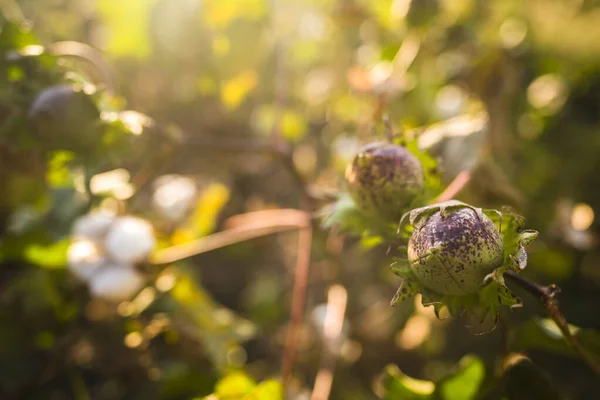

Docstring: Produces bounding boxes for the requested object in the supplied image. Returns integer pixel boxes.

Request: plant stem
[281,224,313,385]
[432,169,472,204]
[150,209,310,264]
[505,270,600,378]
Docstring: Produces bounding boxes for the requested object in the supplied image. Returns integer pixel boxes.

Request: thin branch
[432,169,472,204]
[281,223,313,385]
[150,209,310,265]
[505,270,600,378]
[383,114,393,143]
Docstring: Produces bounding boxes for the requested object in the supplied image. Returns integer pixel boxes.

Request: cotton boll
[152,175,197,221]
[90,265,145,302]
[104,216,156,264]
[67,239,105,282]
[72,211,116,240]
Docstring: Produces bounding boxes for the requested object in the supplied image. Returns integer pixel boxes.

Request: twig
[432,169,472,204]
[150,209,310,265]
[281,223,313,385]
[505,270,600,378]
[383,114,393,143]
[310,285,348,400]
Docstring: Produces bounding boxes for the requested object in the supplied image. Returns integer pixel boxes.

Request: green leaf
[381,364,435,400]
[319,192,395,239]
[46,151,76,188]
[502,359,561,400]
[437,356,485,400]
[381,356,485,400]
[512,318,600,364]
[96,0,155,59]
[205,372,283,400]
[24,238,70,269]
[214,371,256,397]
[252,379,283,400]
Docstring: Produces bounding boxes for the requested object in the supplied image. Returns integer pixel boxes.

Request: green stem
[505,270,600,378]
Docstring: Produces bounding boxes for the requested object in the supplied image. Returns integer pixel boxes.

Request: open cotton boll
[72,211,116,240]
[152,175,197,221]
[67,239,105,282]
[89,265,145,302]
[104,216,156,264]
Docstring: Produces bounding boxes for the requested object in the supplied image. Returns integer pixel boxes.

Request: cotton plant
[321,129,538,327]
[68,211,156,302]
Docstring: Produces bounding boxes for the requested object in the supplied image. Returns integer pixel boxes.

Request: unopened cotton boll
[104,216,156,264]
[67,239,105,282]
[89,265,145,302]
[72,211,116,240]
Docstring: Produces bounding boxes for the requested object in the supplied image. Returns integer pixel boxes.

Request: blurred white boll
[67,239,105,282]
[89,265,145,302]
[152,175,197,221]
[104,216,156,264]
[72,211,116,240]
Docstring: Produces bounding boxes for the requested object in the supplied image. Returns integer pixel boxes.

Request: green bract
[345,142,424,222]
[391,200,538,326]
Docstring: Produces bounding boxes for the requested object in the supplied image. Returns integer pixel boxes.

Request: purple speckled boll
[408,207,503,295]
[345,142,424,222]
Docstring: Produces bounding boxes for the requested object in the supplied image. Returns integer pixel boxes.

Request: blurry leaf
[214,371,256,397]
[171,269,256,371]
[202,0,267,30]
[221,70,258,110]
[437,355,484,400]
[332,94,370,122]
[280,111,307,142]
[46,151,75,188]
[502,359,561,400]
[381,364,435,400]
[96,0,155,59]
[252,379,283,399]
[24,238,69,269]
[205,371,282,400]
[319,192,395,240]
[512,318,600,364]
[528,249,574,280]
[172,182,230,244]
[7,65,24,81]
[160,362,217,399]
[0,20,38,49]
[382,356,485,400]
[253,106,308,143]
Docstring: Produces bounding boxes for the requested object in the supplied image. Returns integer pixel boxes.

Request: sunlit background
[1,0,600,399]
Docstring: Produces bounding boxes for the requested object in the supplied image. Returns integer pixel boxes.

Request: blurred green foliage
[2,0,600,399]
